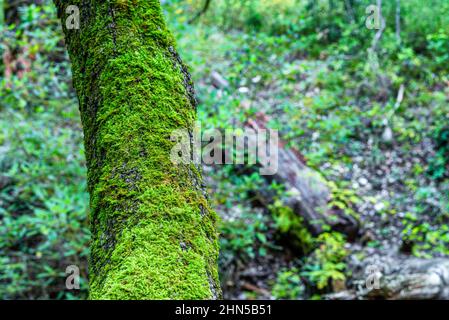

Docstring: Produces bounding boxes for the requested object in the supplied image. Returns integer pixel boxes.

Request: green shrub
[301,232,348,291]
[0,1,89,299]
[272,267,305,300]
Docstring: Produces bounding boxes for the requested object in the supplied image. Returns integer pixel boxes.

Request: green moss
[53,0,221,299]
[90,216,218,299]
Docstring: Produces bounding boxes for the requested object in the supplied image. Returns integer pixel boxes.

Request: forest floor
[168,0,449,299]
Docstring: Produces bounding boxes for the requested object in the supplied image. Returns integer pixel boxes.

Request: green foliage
[0,1,89,299]
[219,207,273,261]
[187,0,302,35]
[427,30,449,71]
[401,187,449,257]
[270,200,314,253]
[327,181,360,220]
[428,127,449,180]
[0,112,90,299]
[2,0,449,300]
[271,267,305,300]
[301,232,348,290]
[167,0,449,299]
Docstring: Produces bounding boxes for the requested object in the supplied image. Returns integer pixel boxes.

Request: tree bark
[53,0,221,299]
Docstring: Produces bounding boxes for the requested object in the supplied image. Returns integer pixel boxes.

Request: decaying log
[245,113,359,237]
[328,252,449,300]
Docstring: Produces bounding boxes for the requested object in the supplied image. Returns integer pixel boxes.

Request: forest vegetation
[0,0,448,299]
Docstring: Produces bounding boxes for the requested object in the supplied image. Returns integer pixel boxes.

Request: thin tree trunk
[53,0,221,299]
[395,0,401,44]
[371,0,385,52]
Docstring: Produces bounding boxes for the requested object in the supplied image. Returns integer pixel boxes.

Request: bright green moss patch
[90,210,218,299]
[53,0,221,299]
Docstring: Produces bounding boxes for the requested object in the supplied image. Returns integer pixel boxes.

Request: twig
[395,0,401,44]
[394,83,405,110]
[241,282,271,297]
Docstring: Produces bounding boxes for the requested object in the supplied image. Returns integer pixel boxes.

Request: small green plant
[327,181,361,220]
[401,186,449,257]
[219,207,273,260]
[427,30,449,71]
[428,126,449,181]
[402,211,449,257]
[301,232,348,290]
[272,267,305,300]
[269,197,314,253]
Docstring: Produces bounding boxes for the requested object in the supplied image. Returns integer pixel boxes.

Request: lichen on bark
[53,0,221,299]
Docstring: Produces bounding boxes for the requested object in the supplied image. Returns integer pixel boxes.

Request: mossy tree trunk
[53,0,221,299]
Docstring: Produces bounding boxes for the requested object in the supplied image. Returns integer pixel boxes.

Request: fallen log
[328,252,449,300]
[245,113,359,237]
[241,113,447,300]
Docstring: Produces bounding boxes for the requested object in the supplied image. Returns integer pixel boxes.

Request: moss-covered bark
[53,0,221,299]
